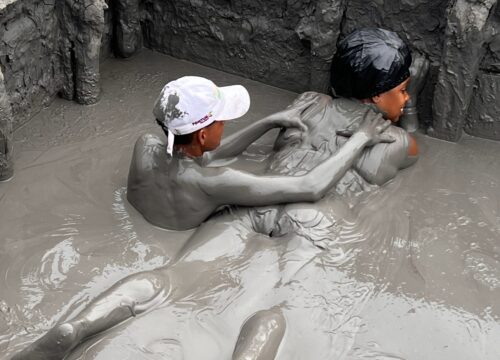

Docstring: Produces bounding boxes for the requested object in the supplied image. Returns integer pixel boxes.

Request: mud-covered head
[330,28,412,100]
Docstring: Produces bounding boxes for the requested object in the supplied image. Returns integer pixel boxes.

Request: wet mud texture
[2,51,500,359]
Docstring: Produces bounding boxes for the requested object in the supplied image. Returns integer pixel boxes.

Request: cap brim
[214,85,250,121]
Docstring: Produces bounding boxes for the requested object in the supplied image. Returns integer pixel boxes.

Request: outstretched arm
[201,113,392,206]
[204,95,316,164]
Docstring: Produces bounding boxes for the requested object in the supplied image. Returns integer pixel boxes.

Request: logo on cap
[192,112,213,126]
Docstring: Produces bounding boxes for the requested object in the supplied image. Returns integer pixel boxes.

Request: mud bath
[1,50,500,359]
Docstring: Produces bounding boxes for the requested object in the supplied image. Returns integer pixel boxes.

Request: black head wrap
[330,28,412,99]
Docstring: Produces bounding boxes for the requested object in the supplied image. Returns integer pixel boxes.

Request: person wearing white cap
[126,76,394,231]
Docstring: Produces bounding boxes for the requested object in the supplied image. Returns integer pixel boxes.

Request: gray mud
[1,50,500,359]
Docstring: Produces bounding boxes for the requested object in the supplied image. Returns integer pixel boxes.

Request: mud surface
[1,50,500,359]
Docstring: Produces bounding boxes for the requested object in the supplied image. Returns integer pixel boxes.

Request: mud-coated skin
[127,92,402,231]
[268,93,416,187]
[400,52,430,133]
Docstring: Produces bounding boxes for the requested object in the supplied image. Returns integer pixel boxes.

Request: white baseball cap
[153,76,250,155]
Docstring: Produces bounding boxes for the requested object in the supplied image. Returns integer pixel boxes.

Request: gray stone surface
[113,0,142,58]
[430,0,498,142]
[0,67,13,180]
[0,0,112,127]
[481,3,500,73]
[465,4,500,140]
[58,0,107,105]
[141,0,324,93]
[0,0,60,128]
[465,73,500,139]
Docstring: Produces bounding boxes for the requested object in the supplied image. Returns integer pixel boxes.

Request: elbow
[301,177,325,202]
[310,190,323,202]
[408,135,419,157]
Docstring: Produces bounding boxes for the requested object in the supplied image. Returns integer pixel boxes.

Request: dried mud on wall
[140,0,500,142]
[0,0,112,129]
[140,0,451,124]
[465,5,500,140]
[0,0,61,128]
[141,0,345,93]
[0,0,499,141]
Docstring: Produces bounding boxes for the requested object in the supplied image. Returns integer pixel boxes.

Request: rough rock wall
[58,0,107,105]
[1,0,499,142]
[0,0,112,129]
[140,0,500,142]
[0,67,13,180]
[465,4,500,140]
[430,0,498,141]
[0,0,61,128]
[141,0,346,93]
[140,0,451,125]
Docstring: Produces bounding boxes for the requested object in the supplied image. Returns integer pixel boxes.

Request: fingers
[379,120,392,132]
[299,98,318,116]
[336,129,353,137]
[379,134,396,143]
[291,92,317,107]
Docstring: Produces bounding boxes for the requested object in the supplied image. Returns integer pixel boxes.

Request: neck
[174,144,203,157]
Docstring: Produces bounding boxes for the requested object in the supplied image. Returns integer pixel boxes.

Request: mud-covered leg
[232,307,286,360]
[12,271,170,360]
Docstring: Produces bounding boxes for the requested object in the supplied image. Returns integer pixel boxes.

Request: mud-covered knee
[233,308,286,360]
[50,322,79,348]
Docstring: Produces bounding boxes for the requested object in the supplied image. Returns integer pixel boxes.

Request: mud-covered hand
[337,114,394,146]
[406,52,430,107]
[266,94,317,132]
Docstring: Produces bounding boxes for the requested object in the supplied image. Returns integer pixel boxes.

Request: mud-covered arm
[200,131,378,206]
[203,116,277,164]
[204,96,316,164]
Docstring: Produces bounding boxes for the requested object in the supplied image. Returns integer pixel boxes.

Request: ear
[371,94,382,104]
[196,128,207,146]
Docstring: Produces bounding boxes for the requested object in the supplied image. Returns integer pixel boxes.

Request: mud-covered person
[317,28,419,185]
[205,28,419,200]
[127,76,394,230]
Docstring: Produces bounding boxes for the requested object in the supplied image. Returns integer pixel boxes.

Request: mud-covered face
[372,78,411,122]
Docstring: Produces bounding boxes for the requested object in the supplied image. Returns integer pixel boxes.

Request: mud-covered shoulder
[355,125,416,186]
[130,133,166,172]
